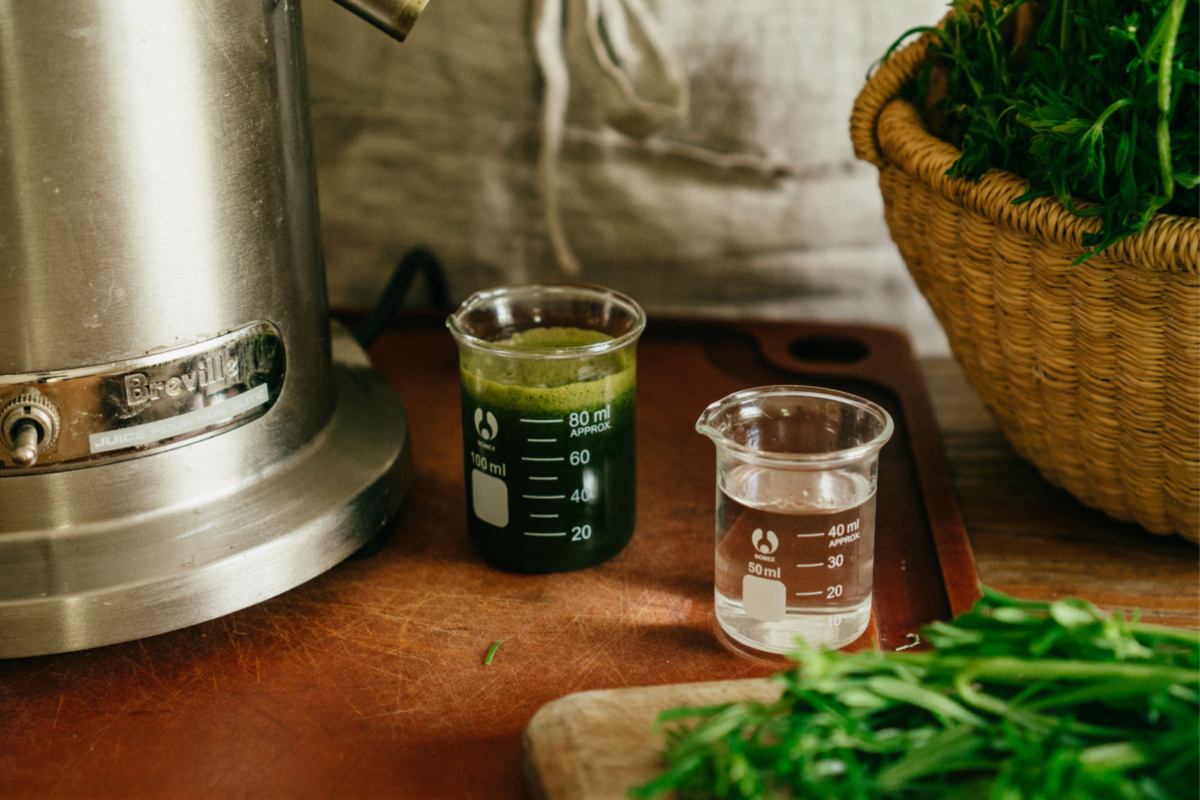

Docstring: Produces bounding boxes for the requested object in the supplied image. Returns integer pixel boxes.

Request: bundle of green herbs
[629,588,1199,800]
[882,0,1198,262]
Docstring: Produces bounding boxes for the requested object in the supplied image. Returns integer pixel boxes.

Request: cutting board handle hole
[788,335,869,364]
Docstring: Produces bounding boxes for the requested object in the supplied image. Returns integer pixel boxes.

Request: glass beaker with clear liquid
[696,386,894,656]
[447,283,646,573]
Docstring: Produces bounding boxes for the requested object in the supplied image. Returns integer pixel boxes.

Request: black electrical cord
[354,246,450,349]
[348,247,448,561]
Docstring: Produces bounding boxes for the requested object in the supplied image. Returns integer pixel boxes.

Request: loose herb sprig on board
[882,0,1199,262]
[629,588,1199,800]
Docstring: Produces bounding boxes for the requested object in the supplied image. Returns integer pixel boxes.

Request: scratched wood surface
[0,317,1194,800]
[923,359,1200,629]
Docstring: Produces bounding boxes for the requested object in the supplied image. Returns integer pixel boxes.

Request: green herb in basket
[880,0,1198,261]
[628,588,1199,800]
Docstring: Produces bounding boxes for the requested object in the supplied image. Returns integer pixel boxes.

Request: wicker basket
[851,27,1199,542]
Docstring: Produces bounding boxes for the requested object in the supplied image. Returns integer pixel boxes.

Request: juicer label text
[124,351,240,407]
[0,321,284,473]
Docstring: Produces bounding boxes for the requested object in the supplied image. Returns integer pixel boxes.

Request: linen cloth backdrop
[302,0,951,354]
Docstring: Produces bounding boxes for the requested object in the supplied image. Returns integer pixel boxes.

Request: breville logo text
[124,351,239,407]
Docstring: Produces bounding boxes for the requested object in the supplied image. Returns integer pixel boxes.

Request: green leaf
[903,0,1198,258]
[631,588,1200,799]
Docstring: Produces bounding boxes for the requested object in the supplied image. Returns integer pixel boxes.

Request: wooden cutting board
[0,316,978,800]
[524,678,783,800]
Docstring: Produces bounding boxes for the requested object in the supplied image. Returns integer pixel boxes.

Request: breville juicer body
[0,0,418,657]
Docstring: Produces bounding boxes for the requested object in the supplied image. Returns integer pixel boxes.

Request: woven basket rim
[850,22,1199,275]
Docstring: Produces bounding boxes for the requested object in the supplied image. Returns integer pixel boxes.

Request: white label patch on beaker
[743,574,786,622]
[472,469,509,527]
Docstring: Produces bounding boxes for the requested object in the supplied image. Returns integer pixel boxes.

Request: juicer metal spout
[332,0,429,41]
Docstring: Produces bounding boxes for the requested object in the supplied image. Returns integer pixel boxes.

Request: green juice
[458,327,637,572]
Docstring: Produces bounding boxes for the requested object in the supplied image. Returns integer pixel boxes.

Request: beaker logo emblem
[751,528,779,555]
[474,408,499,441]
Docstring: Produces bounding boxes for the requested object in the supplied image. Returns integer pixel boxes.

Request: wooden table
[1,317,1195,799]
[924,358,1198,629]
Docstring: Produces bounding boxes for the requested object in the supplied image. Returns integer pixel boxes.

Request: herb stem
[900,655,1199,685]
[484,639,501,665]
[1060,0,1072,57]
[1093,97,1135,131]
[1156,0,1186,204]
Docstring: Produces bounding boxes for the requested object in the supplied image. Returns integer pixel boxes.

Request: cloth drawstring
[532,0,580,274]
[532,0,688,275]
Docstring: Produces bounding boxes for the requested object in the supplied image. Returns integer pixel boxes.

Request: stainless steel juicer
[0,0,426,657]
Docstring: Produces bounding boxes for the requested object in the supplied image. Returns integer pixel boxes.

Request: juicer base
[0,329,412,659]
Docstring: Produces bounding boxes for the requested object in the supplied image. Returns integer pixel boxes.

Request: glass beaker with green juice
[447,284,646,573]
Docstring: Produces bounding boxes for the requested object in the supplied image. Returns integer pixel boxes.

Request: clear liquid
[714,464,875,654]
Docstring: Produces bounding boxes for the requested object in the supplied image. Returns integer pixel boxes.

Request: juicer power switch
[1,390,60,468]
